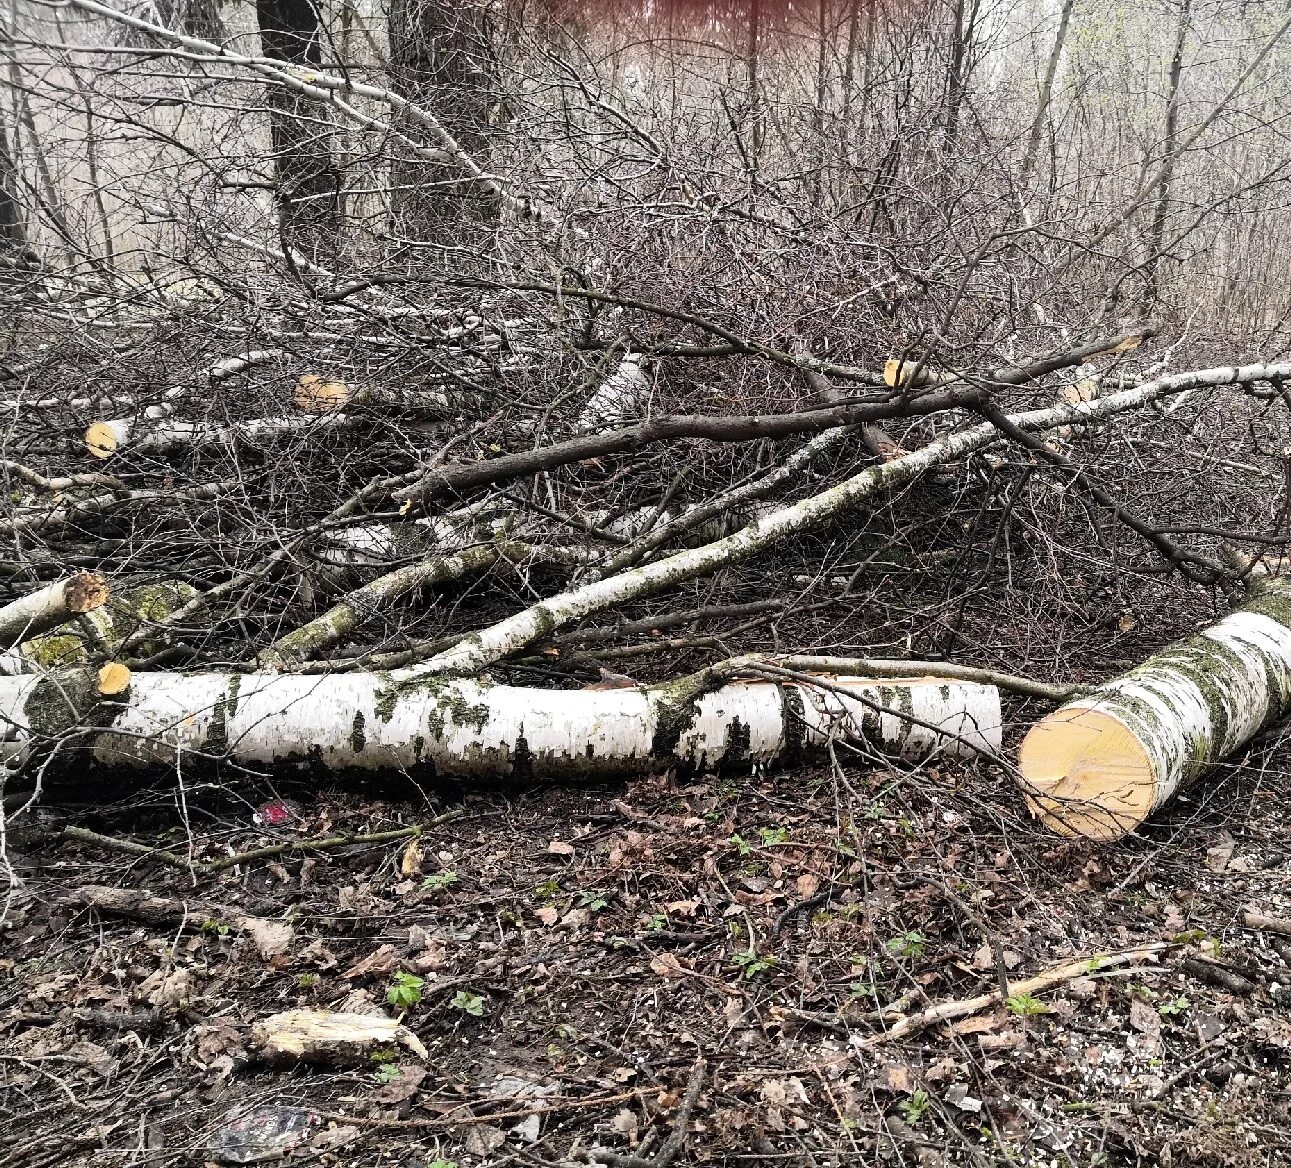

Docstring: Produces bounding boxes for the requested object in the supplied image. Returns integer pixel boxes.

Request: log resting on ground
[85,412,358,459]
[1018,575,1291,840]
[0,670,1001,778]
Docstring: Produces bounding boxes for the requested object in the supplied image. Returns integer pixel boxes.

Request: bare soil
[4,742,1291,1167]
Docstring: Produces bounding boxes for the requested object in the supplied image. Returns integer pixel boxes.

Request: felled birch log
[85,412,357,459]
[1018,575,1291,840]
[293,373,457,416]
[80,351,282,455]
[0,670,1000,778]
[0,573,108,649]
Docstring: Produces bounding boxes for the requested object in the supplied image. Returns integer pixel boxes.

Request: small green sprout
[900,1089,930,1125]
[885,931,925,960]
[1005,992,1049,1016]
[451,990,486,1016]
[420,872,459,893]
[731,952,777,979]
[386,970,425,1012]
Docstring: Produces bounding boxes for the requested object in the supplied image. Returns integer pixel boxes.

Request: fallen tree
[414,363,1291,677]
[1018,574,1291,840]
[0,573,108,649]
[0,667,1000,778]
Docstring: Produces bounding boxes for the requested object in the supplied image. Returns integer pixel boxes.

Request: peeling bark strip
[1019,576,1291,840]
[0,671,999,778]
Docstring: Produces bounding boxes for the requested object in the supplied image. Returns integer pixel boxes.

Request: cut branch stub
[294,373,351,412]
[1018,575,1291,840]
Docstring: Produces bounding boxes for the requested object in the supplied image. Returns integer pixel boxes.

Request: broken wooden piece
[861,943,1169,1046]
[1018,575,1291,840]
[71,884,293,959]
[252,1008,427,1067]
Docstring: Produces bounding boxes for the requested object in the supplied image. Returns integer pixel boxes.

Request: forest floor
[3,740,1291,1168]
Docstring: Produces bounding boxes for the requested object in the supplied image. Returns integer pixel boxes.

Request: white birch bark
[0,670,1000,777]
[575,356,648,430]
[86,412,357,459]
[0,573,108,649]
[1018,576,1291,840]
[421,363,1291,676]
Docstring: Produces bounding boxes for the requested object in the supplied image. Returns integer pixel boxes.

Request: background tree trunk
[387,0,497,226]
[0,121,27,249]
[255,0,341,253]
[1145,0,1190,306]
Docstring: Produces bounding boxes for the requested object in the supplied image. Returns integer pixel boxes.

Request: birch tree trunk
[0,670,1000,778]
[1145,0,1190,305]
[0,574,108,649]
[1018,575,1291,840]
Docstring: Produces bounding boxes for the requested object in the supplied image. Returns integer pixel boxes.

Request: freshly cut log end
[97,662,131,695]
[1017,576,1291,840]
[883,359,954,389]
[64,572,109,614]
[85,420,129,459]
[294,373,351,413]
[1018,707,1156,840]
[0,572,112,651]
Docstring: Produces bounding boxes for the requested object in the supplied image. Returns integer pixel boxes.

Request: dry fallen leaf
[649,951,686,978]
[547,840,575,857]
[877,1064,914,1094]
[241,917,294,961]
[795,873,821,899]
[341,944,398,980]
[1130,997,1162,1039]
[464,1125,506,1155]
[535,906,559,927]
[610,1108,639,1146]
[372,1064,427,1105]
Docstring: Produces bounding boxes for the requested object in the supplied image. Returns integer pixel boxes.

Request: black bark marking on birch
[208,688,232,758]
[511,734,534,782]
[350,709,367,754]
[719,717,752,768]
[781,684,806,766]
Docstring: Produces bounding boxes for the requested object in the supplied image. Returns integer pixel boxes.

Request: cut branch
[417,363,1291,677]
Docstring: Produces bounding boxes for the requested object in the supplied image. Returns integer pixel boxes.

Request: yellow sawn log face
[84,422,119,459]
[1018,707,1157,840]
